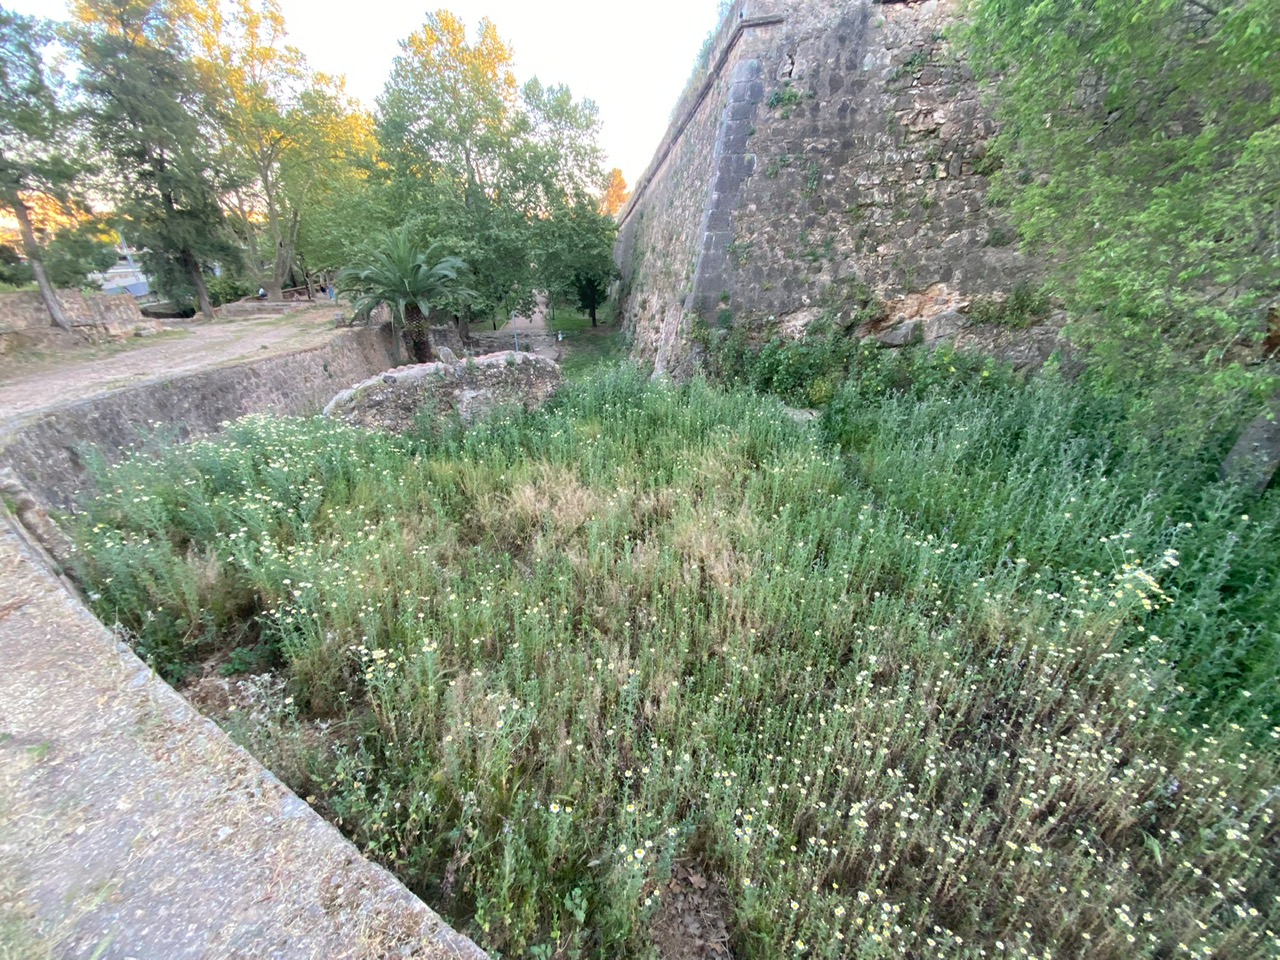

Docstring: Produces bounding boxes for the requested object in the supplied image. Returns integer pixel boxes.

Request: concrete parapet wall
[0,507,486,959]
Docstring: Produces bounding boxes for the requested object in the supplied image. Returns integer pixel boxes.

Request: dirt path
[0,307,344,422]
[509,293,550,332]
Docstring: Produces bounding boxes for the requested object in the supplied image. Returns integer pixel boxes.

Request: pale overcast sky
[13,0,723,183]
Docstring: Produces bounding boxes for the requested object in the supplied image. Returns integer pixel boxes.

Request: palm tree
[337,226,474,364]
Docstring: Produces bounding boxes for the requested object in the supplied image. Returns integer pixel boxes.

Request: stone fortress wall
[616,0,1043,378]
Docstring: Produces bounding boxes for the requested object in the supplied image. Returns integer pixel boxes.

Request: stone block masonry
[616,1,787,379]
[617,0,1040,375]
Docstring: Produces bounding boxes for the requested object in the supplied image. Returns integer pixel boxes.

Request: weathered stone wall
[616,1,788,379]
[0,289,147,333]
[0,290,155,350]
[617,0,1039,375]
[215,299,307,319]
[0,326,397,510]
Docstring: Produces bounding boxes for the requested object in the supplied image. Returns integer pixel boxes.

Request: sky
[12,0,724,184]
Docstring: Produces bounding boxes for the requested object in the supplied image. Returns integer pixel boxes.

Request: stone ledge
[0,507,486,959]
[0,327,397,511]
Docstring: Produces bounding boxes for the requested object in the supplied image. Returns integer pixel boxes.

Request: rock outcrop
[324,351,563,435]
[1220,398,1280,493]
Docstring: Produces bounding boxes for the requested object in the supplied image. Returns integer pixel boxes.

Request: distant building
[92,242,150,298]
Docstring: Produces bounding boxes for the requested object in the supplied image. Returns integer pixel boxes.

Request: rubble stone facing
[325,351,564,435]
[0,290,159,351]
[0,327,397,510]
[617,0,1042,376]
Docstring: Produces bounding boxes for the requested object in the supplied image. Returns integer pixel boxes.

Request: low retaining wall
[0,289,146,334]
[217,299,317,319]
[0,326,397,510]
[0,290,156,353]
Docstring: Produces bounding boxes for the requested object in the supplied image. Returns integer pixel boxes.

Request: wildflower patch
[74,365,1280,959]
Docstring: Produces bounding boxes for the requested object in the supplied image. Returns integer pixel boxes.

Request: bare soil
[650,864,735,959]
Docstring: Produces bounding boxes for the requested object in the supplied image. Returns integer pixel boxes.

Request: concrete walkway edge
[0,505,486,960]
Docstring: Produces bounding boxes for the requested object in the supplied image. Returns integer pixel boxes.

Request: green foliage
[376,12,607,323]
[42,221,118,288]
[962,0,1280,402]
[70,0,240,316]
[803,160,821,197]
[74,366,1279,959]
[0,10,81,203]
[888,48,930,84]
[205,274,253,307]
[337,226,474,363]
[984,224,1015,248]
[708,325,995,409]
[0,242,31,287]
[968,281,1051,328]
[0,6,95,323]
[555,325,628,381]
[193,0,374,297]
[537,199,618,326]
[220,643,278,677]
[765,81,811,118]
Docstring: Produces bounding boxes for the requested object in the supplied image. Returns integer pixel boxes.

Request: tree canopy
[0,8,84,327]
[337,226,474,363]
[70,0,239,318]
[191,0,373,298]
[376,9,611,323]
[600,168,630,218]
[5,3,616,332]
[964,0,1280,410]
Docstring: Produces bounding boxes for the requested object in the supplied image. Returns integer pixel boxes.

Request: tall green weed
[72,364,1279,959]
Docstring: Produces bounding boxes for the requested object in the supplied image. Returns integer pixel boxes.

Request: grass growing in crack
[72,363,1279,959]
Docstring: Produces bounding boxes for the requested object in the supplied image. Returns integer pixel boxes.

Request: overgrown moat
[71,355,1280,959]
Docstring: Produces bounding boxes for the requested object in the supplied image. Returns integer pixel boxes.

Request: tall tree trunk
[270,235,291,300]
[184,249,215,321]
[8,192,72,332]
